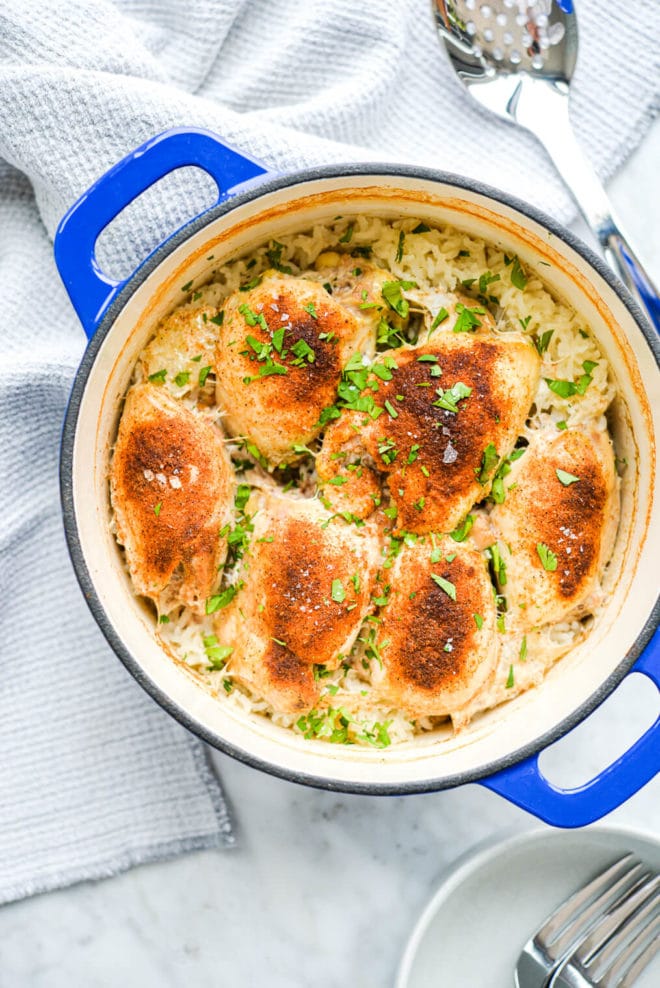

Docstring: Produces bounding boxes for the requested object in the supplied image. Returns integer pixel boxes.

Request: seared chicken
[317,325,541,534]
[489,427,619,629]
[216,493,382,714]
[307,253,408,339]
[110,383,234,613]
[215,271,375,467]
[140,304,220,398]
[375,537,498,718]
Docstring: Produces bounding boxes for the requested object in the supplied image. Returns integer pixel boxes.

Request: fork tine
[538,855,637,946]
[576,874,660,970]
[543,858,647,960]
[595,883,660,986]
[609,916,660,988]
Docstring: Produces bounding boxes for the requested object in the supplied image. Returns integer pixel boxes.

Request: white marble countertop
[2,120,659,988]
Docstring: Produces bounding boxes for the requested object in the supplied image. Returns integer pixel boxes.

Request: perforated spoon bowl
[432,0,660,332]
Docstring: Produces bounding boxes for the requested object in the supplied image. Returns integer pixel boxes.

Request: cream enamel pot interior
[55,129,660,827]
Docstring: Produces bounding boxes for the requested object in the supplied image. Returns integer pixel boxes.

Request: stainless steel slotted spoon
[432,0,660,333]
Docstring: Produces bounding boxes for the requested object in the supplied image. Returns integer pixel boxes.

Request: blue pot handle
[54,128,269,338]
[481,624,660,827]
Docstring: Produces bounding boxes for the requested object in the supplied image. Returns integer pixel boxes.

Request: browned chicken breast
[374,537,498,718]
[140,303,221,399]
[489,427,619,629]
[307,253,408,339]
[317,326,541,534]
[215,493,382,714]
[110,383,234,613]
[214,271,375,466]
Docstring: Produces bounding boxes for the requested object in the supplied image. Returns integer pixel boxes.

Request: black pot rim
[60,161,660,796]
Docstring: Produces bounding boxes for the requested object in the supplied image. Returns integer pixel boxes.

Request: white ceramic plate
[396,826,660,988]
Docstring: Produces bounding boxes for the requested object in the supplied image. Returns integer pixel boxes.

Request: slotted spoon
[432,0,660,333]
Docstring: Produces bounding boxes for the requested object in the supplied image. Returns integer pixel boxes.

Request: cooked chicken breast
[489,427,619,630]
[317,325,541,534]
[110,383,234,613]
[140,303,221,398]
[214,271,375,466]
[215,493,382,714]
[374,537,498,718]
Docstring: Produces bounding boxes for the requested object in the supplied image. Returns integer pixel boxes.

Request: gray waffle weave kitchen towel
[0,0,657,906]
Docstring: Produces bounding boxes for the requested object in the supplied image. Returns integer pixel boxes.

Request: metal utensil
[515,855,647,988]
[550,872,660,987]
[432,0,660,333]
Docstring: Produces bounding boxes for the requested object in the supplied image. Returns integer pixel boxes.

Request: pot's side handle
[54,128,269,338]
[481,625,660,827]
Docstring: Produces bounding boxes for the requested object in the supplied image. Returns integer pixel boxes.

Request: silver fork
[550,873,660,987]
[515,855,650,988]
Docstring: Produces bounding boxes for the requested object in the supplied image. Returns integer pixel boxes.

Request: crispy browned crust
[376,538,497,717]
[216,494,382,714]
[318,330,540,533]
[215,272,368,464]
[490,428,618,627]
[110,383,233,610]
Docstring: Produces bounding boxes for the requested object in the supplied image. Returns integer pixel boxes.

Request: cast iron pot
[56,128,660,827]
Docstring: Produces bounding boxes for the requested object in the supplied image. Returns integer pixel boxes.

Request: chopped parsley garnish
[203,635,234,670]
[159,614,170,624]
[417,354,438,363]
[430,307,449,332]
[476,443,499,484]
[351,245,373,258]
[238,302,268,332]
[331,579,346,603]
[412,222,430,233]
[506,664,515,688]
[520,636,528,661]
[148,368,167,384]
[240,275,262,291]
[210,311,225,326]
[181,280,193,293]
[433,381,472,413]
[453,302,485,333]
[206,583,240,614]
[395,231,405,263]
[290,338,316,364]
[303,302,318,320]
[266,240,292,274]
[486,542,507,586]
[557,420,568,431]
[458,249,470,258]
[372,361,393,381]
[537,542,558,571]
[473,613,484,630]
[359,721,392,748]
[534,329,554,355]
[450,514,474,542]
[407,443,420,464]
[384,400,399,418]
[339,223,354,243]
[556,468,580,486]
[351,573,360,594]
[478,271,501,295]
[153,502,162,516]
[174,370,190,387]
[519,315,532,331]
[431,573,456,600]
[234,484,251,512]
[506,254,527,291]
[545,360,598,398]
[382,279,416,318]
[378,438,399,465]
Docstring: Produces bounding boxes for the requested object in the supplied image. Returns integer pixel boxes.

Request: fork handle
[514,81,660,333]
[481,624,660,828]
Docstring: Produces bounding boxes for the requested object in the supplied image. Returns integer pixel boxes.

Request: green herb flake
[536,542,558,571]
[520,636,528,662]
[331,579,346,603]
[203,634,234,670]
[430,307,449,332]
[153,502,162,516]
[452,302,484,333]
[384,399,399,418]
[382,279,416,319]
[303,302,318,320]
[473,613,484,630]
[339,223,354,244]
[148,368,167,384]
[535,329,554,355]
[205,583,240,614]
[433,381,472,414]
[181,280,193,293]
[417,354,439,363]
[174,370,190,388]
[556,468,580,486]
[519,315,532,331]
[395,230,405,263]
[476,443,499,484]
[509,255,528,291]
[450,514,474,542]
[506,664,515,688]
[431,573,456,600]
[557,420,568,431]
[210,311,225,326]
[412,222,430,233]
[240,275,262,292]
[266,241,293,274]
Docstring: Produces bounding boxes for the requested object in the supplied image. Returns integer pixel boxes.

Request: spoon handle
[515,82,660,333]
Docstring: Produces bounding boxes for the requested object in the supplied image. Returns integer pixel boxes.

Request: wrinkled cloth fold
[0,0,657,905]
